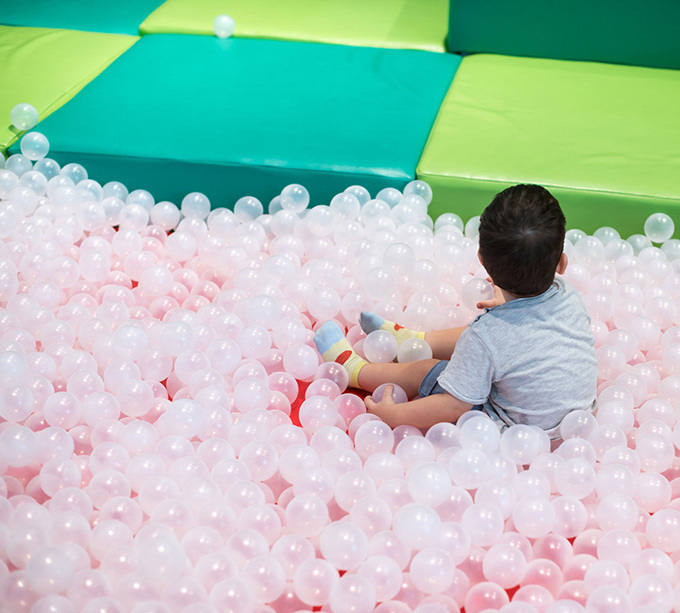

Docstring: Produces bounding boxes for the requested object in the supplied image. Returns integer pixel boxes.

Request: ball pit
[0,129,679,613]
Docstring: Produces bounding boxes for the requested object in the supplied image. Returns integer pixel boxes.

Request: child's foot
[359,311,425,345]
[313,321,367,388]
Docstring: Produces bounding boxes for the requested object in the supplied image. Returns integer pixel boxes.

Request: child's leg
[357,359,440,397]
[360,311,465,360]
[424,328,467,360]
[314,321,438,396]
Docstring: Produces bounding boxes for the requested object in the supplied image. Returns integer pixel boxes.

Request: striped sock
[313,321,367,388]
[359,311,425,345]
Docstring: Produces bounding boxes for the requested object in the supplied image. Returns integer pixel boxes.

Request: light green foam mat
[417,54,680,236]
[141,0,448,52]
[0,25,138,152]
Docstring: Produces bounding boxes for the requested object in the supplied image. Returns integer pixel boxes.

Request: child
[313,184,597,438]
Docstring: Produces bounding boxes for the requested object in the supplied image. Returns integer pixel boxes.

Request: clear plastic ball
[644,213,675,243]
[371,383,408,404]
[279,183,309,213]
[363,330,398,363]
[20,132,49,161]
[11,102,39,130]
[461,278,494,311]
[397,337,433,362]
[213,14,236,38]
[293,558,338,606]
[482,544,527,588]
[181,192,210,219]
[234,196,263,221]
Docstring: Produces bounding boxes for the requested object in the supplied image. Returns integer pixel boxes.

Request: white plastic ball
[234,196,263,221]
[397,337,433,362]
[644,213,675,243]
[213,14,236,38]
[181,192,210,219]
[363,330,398,363]
[461,278,494,311]
[20,132,49,161]
[371,383,408,404]
[11,102,39,130]
[280,183,309,213]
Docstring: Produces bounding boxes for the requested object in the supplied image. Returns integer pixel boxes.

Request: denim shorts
[418,360,483,412]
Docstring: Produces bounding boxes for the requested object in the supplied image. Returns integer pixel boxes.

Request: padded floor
[141,0,448,52]
[0,0,164,35]
[25,35,460,207]
[417,54,680,236]
[447,0,680,70]
[0,25,137,151]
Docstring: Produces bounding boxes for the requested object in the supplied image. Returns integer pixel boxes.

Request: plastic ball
[482,544,527,588]
[512,497,555,539]
[6,153,32,176]
[500,425,547,465]
[644,213,675,243]
[328,574,375,613]
[461,278,494,311]
[20,132,49,161]
[234,196,263,221]
[371,383,408,404]
[448,447,492,489]
[393,503,440,550]
[460,415,501,453]
[282,344,318,380]
[213,14,236,38]
[293,558,339,606]
[25,547,75,594]
[330,193,361,219]
[181,192,210,219]
[279,183,309,213]
[11,102,39,130]
[464,581,510,613]
[363,330,398,363]
[397,337,433,362]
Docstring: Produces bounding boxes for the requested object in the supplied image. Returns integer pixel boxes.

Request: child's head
[478,184,566,297]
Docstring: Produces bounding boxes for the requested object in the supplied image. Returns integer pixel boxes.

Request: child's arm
[426,281,506,359]
[364,385,473,430]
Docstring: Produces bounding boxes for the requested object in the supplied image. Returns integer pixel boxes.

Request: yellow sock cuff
[380,322,425,345]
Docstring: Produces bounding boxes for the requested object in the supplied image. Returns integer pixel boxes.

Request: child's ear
[556,252,568,275]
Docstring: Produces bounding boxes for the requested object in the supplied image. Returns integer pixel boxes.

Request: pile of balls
[0,115,679,613]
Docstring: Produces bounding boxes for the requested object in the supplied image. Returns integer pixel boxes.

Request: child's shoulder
[470,278,573,330]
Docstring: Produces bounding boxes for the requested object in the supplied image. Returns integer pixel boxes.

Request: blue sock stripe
[359,311,385,335]
[313,321,346,355]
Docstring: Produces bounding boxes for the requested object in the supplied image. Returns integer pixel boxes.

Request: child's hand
[364,385,397,420]
[476,279,506,310]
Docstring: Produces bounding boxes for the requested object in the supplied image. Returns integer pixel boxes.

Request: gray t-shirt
[438,277,597,436]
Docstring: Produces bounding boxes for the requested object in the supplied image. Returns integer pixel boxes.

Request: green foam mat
[417,54,680,236]
[21,35,460,207]
[0,0,165,35]
[141,0,448,52]
[447,0,680,70]
[0,25,137,152]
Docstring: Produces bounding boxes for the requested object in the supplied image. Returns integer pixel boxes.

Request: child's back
[438,276,596,437]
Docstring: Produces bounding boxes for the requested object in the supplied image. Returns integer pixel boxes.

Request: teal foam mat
[21,35,460,208]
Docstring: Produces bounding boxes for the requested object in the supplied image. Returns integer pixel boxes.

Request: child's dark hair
[479,184,566,297]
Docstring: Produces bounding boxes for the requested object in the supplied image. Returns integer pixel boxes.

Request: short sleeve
[437,328,494,405]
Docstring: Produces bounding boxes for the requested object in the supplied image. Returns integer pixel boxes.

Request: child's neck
[501,288,522,303]
[502,284,552,302]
